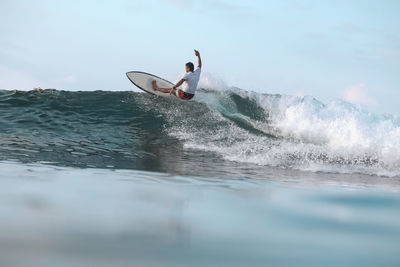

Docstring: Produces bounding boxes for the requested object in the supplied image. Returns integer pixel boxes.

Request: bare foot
[151,80,158,91]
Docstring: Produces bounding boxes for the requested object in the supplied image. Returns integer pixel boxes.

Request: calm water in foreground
[1,161,399,267]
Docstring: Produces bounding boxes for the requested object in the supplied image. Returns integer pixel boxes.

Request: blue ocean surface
[1,88,400,266]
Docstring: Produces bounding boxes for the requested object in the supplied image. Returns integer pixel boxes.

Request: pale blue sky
[0,0,399,113]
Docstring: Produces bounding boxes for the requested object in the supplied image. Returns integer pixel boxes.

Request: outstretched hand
[194,49,200,57]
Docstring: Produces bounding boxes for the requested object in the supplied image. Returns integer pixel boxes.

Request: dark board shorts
[176,89,194,100]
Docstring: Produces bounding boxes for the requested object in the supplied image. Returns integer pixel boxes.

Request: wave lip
[172,88,400,177]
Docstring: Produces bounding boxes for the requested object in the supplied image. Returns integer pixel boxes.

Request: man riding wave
[152,49,202,100]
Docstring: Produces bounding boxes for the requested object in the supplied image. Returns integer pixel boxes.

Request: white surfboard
[126,71,176,97]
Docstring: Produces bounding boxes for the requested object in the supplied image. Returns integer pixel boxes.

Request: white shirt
[181,67,201,94]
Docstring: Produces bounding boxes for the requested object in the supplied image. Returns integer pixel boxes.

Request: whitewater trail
[165,88,400,177]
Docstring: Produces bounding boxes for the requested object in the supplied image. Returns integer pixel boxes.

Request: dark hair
[186,62,194,72]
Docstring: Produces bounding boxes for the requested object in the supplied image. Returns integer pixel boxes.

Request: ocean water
[1,88,400,266]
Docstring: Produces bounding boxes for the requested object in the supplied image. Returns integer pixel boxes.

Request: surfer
[152,49,202,100]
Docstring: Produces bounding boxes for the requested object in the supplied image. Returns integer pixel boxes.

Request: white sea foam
[164,83,400,177]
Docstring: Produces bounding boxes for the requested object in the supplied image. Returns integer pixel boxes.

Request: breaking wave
[0,87,399,177]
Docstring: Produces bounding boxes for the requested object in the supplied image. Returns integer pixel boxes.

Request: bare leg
[152,80,173,93]
[151,80,159,91]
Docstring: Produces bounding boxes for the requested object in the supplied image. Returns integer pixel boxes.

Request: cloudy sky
[0,0,399,113]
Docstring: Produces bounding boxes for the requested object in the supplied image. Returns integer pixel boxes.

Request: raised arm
[194,49,202,68]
